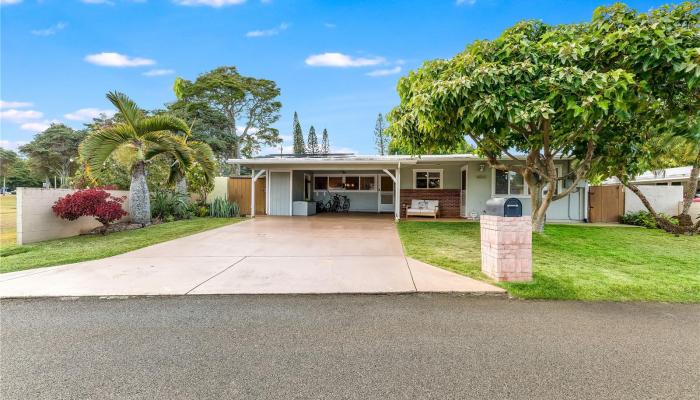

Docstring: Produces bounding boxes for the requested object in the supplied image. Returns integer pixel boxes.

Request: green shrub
[197,205,209,218]
[209,197,239,218]
[151,190,193,221]
[620,210,674,229]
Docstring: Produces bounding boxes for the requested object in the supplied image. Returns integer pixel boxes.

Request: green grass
[397,221,700,302]
[0,217,243,274]
[0,195,16,247]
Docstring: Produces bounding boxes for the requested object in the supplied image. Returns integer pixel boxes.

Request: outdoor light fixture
[479,164,485,172]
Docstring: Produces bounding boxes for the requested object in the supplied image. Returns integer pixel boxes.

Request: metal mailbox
[485,197,523,217]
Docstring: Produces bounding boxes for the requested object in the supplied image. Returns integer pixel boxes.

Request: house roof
[604,166,696,184]
[228,153,574,166]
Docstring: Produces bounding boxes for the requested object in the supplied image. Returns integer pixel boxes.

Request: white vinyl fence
[16,188,131,245]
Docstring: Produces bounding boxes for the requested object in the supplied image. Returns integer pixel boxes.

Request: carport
[234,155,417,219]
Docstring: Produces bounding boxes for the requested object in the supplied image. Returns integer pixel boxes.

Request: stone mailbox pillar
[480,215,532,282]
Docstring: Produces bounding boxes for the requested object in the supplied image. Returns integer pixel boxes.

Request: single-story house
[229,154,588,221]
[605,166,700,191]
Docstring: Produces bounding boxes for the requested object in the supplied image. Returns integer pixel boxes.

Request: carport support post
[395,166,401,220]
[251,169,265,217]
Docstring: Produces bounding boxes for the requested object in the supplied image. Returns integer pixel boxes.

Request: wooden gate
[227,176,266,216]
[588,184,624,223]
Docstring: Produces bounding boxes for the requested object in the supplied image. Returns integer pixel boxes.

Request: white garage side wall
[16,188,131,245]
[624,185,684,216]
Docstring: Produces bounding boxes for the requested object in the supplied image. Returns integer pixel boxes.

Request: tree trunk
[623,182,688,234]
[175,176,188,196]
[524,171,556,234]
[678,161,699,228]
[232,139,241,176]
[129,161,151,226]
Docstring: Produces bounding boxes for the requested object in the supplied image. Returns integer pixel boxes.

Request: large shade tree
[587,3,700,234]
[173,66,282,173]
[389,2,699,232]
[389,18,638,232]
[19,124,85,188]
[80,92,192,225]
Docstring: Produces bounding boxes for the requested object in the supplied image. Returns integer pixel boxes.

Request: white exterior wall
[624,185,684,216]
[207,176,229,204]
[16,187,131,245]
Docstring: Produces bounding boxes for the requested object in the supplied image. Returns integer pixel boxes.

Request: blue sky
[1,0,668,155]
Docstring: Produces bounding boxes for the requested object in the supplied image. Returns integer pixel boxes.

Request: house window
[414,169,442,189]
[494,170,526,196]
[314,176,328,191]
[345,176,359,191]
[328,176,344,190]
[380,175,393,191]
[360,176,376,191]
[313,174,379,192]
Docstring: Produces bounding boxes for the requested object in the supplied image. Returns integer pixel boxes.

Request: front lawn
[0,195,16,247]
[397,221,700,302]
[0,217,243,274]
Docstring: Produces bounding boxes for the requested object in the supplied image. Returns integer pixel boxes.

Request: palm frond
[106,91,143,128]
[144,133,193,173]
[80,125,137,171]
[135,114,190,137]
[188,141,217,184]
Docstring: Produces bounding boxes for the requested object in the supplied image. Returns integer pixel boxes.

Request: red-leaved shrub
[52,189,128,233]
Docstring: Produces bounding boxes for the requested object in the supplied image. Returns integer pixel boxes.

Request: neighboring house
[602,166,700,221]
[229,154,587,221]
[605,166,700,192]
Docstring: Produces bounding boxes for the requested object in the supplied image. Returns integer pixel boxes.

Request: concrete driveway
[0,214,503,297]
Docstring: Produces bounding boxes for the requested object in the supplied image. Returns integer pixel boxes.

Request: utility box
[485,197,523,217]
[480,214,532,282]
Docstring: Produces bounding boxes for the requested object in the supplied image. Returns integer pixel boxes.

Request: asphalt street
[1,294,698,399]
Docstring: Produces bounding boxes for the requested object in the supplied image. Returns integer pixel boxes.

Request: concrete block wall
[16,188,131,245]
[480,215,532,282]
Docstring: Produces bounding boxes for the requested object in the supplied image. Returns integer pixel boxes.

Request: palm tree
[167,125,216,196]
[81,91,192,225]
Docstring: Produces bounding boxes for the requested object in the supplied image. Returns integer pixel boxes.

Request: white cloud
[456,0,477,5]
[172,0,245,7]
[246,22,289,38]
[0,100,33,109]
[366,66,402,77]
[323,22,336,29]
[84,52,155,67]
[31,22,67,36]
[305,52,385,68]
[143,69,175,77]
[0,140,28,151]
[0,0,22,5]
[64,108,116,121]
[0,109,43,123]
[20,121,52,132]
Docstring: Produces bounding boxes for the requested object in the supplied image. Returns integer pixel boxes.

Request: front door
[460,165,468,218]
[379,175,394,213]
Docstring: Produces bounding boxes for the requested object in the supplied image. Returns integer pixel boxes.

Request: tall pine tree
[374,113,388,155]
[292,112,305,155]
[321,128,330,154]
[307,125,320,154]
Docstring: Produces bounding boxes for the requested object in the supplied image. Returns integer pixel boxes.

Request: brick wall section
[480,215,532,282]
[400,189,461,218]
